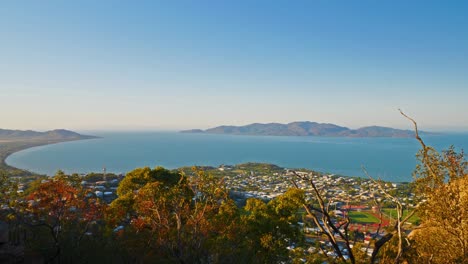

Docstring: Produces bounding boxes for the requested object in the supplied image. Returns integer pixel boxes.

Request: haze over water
[6,132,468,182]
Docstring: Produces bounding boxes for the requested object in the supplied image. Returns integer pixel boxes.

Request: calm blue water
[6,132,468,182]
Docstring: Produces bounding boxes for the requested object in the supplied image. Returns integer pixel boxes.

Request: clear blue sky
[1,1,467,131]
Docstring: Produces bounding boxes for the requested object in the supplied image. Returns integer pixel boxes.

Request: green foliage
[109,168,249,262]
[84,172,119,182]
[116,166,182,197]
[109,167,184,226]
[0,170,20,221]
[351,242,371,264]
[240,188,305,263]
[23,177,45,195]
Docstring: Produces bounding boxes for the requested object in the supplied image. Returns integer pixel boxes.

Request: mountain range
[181,122,422,138]
[0,129,96,140]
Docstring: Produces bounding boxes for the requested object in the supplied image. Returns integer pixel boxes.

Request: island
[181,121,422,137]
[0,129,98,176]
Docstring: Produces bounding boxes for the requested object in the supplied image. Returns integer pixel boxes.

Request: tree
[26,178,105,263]
[0,171,24,262]
[110,167,244,263]
[369,110,468,264]
[0,171,20,220]
[108,167,183,225]
[408,147,467,263]
[240,188,305,263]
[116,166,183,197]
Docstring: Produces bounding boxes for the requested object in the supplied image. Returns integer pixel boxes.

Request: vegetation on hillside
[0,117,466,263]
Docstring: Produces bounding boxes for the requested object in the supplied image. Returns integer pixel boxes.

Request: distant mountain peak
[181,121,422,138]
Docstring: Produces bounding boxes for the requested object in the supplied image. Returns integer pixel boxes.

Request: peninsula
[181,121,421,137]
[0,129,97,176]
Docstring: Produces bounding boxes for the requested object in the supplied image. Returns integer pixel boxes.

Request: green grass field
[382,208,420,224]
[348,211,380,223]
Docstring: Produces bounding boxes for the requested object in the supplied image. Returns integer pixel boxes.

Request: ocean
[5,132,468,182]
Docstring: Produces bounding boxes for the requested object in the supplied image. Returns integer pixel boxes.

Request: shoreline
[0,137,98,176]
[1,134,423,183]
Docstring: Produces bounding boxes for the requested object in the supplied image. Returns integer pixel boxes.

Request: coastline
[1,132,428,182]
[2,136,416,183]
[0,137,98,176]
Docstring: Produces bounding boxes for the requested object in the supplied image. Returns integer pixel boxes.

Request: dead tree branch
[362,166,420,264]
[399,109,438,180]
[291,171,355,264]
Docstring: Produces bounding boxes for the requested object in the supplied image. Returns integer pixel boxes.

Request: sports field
[382,209,420,224]
[348,211,380,223]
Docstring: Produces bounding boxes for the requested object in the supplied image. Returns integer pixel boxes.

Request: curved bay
[6,132,468,182]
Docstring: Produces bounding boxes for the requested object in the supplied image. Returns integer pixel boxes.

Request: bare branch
[291,171,355,264]
[399,109,426,149]
[399,109,438,180]
[362,165,413,263]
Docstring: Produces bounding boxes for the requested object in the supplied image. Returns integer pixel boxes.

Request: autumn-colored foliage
[25,178,106,263]
[407,147,468,263]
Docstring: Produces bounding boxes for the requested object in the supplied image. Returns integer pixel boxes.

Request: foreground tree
[109,167,307,263]
[241,188,305,263]
[286,111,467,264]
[0,171,24,262]
[26,177,105,263]
[109,167,244,263]
[0,171,20,223]
[408,146,467,263]
[396,110,466,263]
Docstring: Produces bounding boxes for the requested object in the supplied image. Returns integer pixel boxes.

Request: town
[10,163,419,261]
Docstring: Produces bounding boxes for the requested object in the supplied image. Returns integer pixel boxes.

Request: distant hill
[181,121,422,138]
[0,128,96,140]
[0,128,98,175]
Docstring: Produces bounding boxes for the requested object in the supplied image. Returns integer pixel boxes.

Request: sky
[1,1,468,132]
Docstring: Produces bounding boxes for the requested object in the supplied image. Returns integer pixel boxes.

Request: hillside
[181,121,420,138]
[0,129,96,140]
[0,129,97,176]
